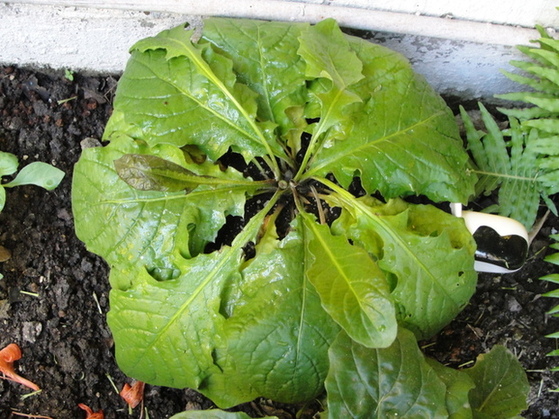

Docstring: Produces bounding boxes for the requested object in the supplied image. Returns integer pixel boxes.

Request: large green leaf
[465,345,530,418]
[205,219,339,406]
[304,36,475,203]
[108,193,280,401]
[73,134,248,286]
[296,19,364,150]
[300,211,396,348]
[105,24,282,166]
[325,328,448,418]
[328,191,477,340]
[201,18,308,139]
[108,249,240,391]
[426,358,475,418]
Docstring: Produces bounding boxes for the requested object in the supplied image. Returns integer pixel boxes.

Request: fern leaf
[499,71,559,94]
[542,235,559,373]
[531,135,559,154]
[530,48,559,70]
[525,118,559,134]
[527,66,559,87]
[526,95,559,112]
[537,36,559,54]
[460,103,544,228]
[541,273,559,284]
[508,61,559,89]
[498,105,554,120]
[543,289,559,299]
[495,27,559,220]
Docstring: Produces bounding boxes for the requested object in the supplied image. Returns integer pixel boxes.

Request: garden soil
[0,65,558,418]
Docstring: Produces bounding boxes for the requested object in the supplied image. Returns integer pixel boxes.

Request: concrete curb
[0,1,554,101]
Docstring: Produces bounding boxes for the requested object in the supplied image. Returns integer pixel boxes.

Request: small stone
[506,295,522,312]
[22,321,42,343]
[80,137,102,149]
[0,299,10,319]
[56,208,72,222]
[0,246,11,262]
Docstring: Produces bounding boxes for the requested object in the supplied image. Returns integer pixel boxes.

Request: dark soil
[0,65,558,418]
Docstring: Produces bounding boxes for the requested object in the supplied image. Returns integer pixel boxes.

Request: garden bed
[0,64,558,418]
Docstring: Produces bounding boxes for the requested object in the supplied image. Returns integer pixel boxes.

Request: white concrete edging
[0,0,556,101]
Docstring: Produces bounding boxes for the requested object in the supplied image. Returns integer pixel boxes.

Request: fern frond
[491,27,559,225]
[497,105,554,120]
[542,235,559,372]
[526,118,559,134]
[500,71,559,95]
[506,61,559,92]
[537,35,559,53]
[460,103,544,228]
[529,48,559,69]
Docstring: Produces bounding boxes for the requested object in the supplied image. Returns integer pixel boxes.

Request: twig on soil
[474,308,485,326]
[458,360,475,368]
[11,411,53,419]
[105,373,120,394]
[420,342,437,350]
[92,292,103,314]
[19,290,39,298]
[20,389,42,400]
[56,96,77,105]
[529,210,551,244]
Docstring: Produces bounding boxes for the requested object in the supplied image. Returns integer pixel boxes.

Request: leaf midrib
[304,111,446,178]
[319,178,459,307]
[126,57,261,150]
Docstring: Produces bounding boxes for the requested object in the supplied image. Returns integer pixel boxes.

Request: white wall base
[0,1,552,101]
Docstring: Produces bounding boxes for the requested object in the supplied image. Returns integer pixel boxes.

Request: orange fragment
[120,380,145,409]
[0,343,40,391]
[77,403,104,419]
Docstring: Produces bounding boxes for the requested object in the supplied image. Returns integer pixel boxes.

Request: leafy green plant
[461,26,559,229]
[72,18,529,416]
[0,151,64,212]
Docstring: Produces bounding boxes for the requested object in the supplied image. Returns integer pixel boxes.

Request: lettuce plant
[72,18,529,416]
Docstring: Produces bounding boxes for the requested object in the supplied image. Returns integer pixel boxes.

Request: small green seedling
[0,151,65,212]
[64,68,75,82]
